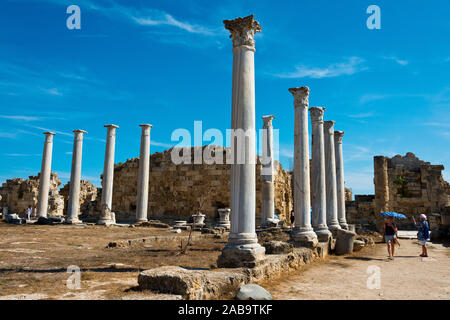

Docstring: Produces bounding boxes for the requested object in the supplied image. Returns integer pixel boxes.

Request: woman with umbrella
[380,212,406,260]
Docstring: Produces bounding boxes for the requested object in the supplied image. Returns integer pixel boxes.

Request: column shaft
[324,121,341,231]
[289,87,317,246]
[335,131,349,229]
[310,107,331,241]
[218,15,265,268]
[37,132,55,218]
[67,130,87,223]
[261,115,275,225]
[136,124,152,222]
[98,124,119,225]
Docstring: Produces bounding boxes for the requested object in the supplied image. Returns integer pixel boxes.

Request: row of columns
[219,15,348,267]
[36,124,153,225]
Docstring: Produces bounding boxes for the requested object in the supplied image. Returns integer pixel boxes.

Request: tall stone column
[261,115,275,226]
[66,130,87,224]
[335,131,349,229]
[98,124,119,225]
[289,87,318,247]
[136,124,152,223]
[37,132,56,218]
[310,107,331,241]
[324,121,341,232]
[218,15,265,268]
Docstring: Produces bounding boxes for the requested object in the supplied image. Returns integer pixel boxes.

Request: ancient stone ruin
[111,146,293,222]
[0,172,64,216]
[346,152,450,227]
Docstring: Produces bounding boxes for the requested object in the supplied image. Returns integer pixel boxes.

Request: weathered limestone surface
[261,115,275,225]
[348,153,450,227]
[109,146,292,223]
[60,180,97,216]
[0,173,63,216]
[335,228,356,255]
[138,246,317,300]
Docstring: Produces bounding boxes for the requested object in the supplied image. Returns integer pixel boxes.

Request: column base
[261,218,279,228]
[65,217,82,225]
[97,219,115,226]
[314,225,332,242]
[339,222,349,230]
[135,218,148,224]
[290,228,318,248]
[217,232,266,268]
[328,223,342,237]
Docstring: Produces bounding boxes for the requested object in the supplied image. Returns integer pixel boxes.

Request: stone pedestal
[324,121,341,232]
[217,208,231,228]
[289,87,318,247]
[37,132,56,218]
[217,15,266,268]
[98,125,119,226]
[192,213,205,227]
[335,131,349,229]
[136,124,152,223]
[335,228,356,255]
[310,107,331,242]
[66,130,87,224]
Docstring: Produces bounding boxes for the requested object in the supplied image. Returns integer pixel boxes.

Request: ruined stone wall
[0,172,64,216]
[110,146,293,222]
[60,180,98,216]
[348,152,450,227]
[374,153,450,216]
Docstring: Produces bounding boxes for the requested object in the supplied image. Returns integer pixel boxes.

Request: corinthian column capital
[309,107,325,123]
[224,14,262,49]
[262,115,275,127]
[334,130,344,144]
[289,86,309,109]
[323,121,335,134]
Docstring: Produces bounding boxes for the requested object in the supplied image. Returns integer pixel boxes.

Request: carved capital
[224,14,262,48]
[309,107,325,123]
[323,121,335,134]
[289,86,309,109]
[262,115,275,127]
[334,130,344,144]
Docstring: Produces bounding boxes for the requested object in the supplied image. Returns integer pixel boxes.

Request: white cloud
[423,122,450,128]
[273,57,366,79]
[349,112,374,118]
[382,56,409,66]
[151,140,174,148]
[0,115,41,121]
[4,153,40,157]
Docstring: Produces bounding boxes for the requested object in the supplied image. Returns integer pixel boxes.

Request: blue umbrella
[379,212,407,219]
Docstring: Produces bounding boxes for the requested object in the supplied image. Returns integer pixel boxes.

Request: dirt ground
[263,238,450,300]
[0,223,226,300]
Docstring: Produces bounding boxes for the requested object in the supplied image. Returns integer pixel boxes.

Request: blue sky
[0,0,449,195]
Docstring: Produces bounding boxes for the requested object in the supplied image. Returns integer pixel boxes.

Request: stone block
[236,284,272,300]
[353,240,365,252]
[263,241,293,254]
[335,228,356,255]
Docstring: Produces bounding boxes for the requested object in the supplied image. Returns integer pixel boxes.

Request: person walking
[290,210,295,228]
[383,216,398,260]
[26,206,32,220]
[413,214,430,257]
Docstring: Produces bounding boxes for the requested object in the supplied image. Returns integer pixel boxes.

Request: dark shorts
[290,216,295,223]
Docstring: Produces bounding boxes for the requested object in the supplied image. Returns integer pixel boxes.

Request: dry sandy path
[264,239,450,300]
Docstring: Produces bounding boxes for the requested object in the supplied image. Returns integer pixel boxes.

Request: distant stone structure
[60,180,98,217]
[110,146,293,222]
[0,172,64,217]
[346,152,450,226]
